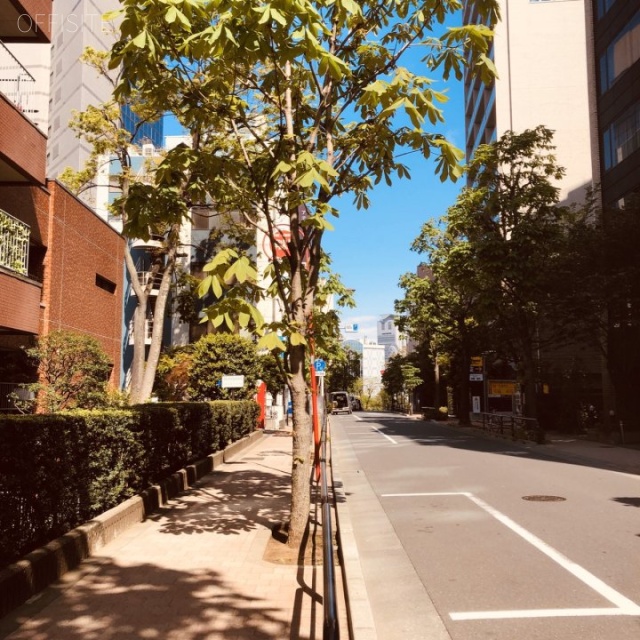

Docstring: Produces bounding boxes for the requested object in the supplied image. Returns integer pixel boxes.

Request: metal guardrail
[318,398,339,640]
[479,412,544,442]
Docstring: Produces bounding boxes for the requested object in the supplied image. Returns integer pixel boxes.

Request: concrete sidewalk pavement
[0,430,347,640]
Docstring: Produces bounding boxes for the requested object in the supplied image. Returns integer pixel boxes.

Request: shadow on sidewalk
[1,560,292,640]
[148,467,293,537]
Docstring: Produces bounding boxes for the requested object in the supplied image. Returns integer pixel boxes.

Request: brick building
[0,1,124,408]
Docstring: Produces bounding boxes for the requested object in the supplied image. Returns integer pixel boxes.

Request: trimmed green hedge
[0,401,259,567]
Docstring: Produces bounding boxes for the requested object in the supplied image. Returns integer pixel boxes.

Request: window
[96,274,116,294]
[597,0,617,19]
[603,102,640,170]
[600,11,640,92]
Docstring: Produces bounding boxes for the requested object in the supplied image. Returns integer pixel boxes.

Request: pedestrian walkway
[539,431,640,476]
[0,431,345,640]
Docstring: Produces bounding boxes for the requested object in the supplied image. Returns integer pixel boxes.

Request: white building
[47,1,122,183]
[377,314,406,362]
[361,341,386,397]
[464,0,593,204]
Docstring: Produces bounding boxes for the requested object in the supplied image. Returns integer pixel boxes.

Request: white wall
[493,0,592,203]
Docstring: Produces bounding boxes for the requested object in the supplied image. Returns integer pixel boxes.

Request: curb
[0,430,264,619]
[332,467,378,640]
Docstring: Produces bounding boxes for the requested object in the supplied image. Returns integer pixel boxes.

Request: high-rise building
[587,0,640,429]
[46,2,163,196]
[464,0,593,204]
[588,0,640,206]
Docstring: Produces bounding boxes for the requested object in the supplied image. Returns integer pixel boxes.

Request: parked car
[349,395,362,411]
[330,391,352,415]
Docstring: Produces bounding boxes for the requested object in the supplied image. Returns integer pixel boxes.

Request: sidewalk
[0,430,346,640]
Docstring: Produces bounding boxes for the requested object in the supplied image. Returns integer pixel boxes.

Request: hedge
[0,401,260,568]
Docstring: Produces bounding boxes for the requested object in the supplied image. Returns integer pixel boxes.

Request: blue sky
[324,23,466,341]
[324,82,465,342]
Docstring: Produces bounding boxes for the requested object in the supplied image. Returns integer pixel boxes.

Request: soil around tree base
[263,521,322,566]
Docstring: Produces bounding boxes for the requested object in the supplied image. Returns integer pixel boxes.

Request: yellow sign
[470,356,483,368]
[488,381,518,396]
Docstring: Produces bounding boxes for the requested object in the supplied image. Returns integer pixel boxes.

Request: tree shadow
[149,468,293,537]
[0,560,294,640]
[362,414,640,476]
[612,497,640,508]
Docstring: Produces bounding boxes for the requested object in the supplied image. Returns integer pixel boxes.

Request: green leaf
[290,332,307,346]
[132,31,147,48]
[197,275,212,297]
[165,6,177,23]
[257,332,286,352]
[211,276,223,298]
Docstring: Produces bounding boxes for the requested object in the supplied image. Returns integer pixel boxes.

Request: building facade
[464,0,593,204]
[589,0,640,206]
[377,314,406,362]
[588,0,640,430]
[0,1,124,409]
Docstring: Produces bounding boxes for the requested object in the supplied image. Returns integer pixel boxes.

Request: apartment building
[0,1,124,408]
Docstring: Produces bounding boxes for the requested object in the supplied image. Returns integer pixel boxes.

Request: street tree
[107,0,499,547]
[59,48,187,405]
[396,220,486,423]
[446,126,579,418]
[381,353,422,412]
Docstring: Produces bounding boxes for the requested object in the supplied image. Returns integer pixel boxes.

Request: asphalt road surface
[331,412,640,640]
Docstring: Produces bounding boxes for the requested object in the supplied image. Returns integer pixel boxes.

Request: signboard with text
[221,375,245,388]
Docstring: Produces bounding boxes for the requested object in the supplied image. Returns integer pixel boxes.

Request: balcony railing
[0,41,38,126]
[128,318,154,345]
[0,208,29,275]
[132,271,162,295]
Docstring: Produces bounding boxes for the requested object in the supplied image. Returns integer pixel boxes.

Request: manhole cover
[522,495,566,502]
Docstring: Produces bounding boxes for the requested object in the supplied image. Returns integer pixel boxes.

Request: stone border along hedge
[0,430,263,619]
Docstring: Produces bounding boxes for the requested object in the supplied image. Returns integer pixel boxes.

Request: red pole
[310,360,321,482]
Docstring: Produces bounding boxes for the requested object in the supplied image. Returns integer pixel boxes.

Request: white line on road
[450,607,633,621]
[371,426,397,444]
[381,491,640,620]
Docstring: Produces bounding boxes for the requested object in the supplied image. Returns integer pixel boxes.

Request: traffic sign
[313,358,326,372]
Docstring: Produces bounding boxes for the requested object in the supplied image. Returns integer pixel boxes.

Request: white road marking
[450,607,632,621]
[371,426,397,444]
[381,491,640,620]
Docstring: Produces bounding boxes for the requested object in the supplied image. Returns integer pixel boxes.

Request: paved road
[332,412,640,640]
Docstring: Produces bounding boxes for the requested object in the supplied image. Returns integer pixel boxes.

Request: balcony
[0,208,41,333]
[0,0,52,43]
[0,207,29,275]
[132,271,161,296]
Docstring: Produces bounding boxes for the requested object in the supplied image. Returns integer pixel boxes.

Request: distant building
[361,341,386,397]
[377,314,406,362]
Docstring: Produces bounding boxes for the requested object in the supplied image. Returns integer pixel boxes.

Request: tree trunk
[287,342,312,548]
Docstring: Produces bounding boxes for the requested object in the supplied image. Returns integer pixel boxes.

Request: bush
[0,401,259,567]
[13,330,113,413]
[188,334,261,401]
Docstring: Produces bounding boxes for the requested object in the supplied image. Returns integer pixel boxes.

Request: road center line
[381,491,640,619]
